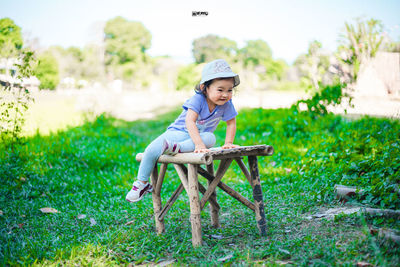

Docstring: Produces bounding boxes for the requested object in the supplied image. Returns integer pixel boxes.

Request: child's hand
[194,144,210,153]
[222,143,240,149]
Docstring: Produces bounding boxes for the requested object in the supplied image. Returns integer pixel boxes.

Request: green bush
[293,82,348,117]
[35,53,60,90]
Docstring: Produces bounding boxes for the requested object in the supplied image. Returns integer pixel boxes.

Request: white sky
[1,0,399,64]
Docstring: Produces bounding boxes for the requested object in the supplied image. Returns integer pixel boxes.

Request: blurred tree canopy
[35,52,59,90]
[192,34,238,63]
[104,16,151,80]
[176,63,201,91]
[49,45,104,84]
[0,18,23,57]
[239,39,272,67]
[2,15,391,94]
[264,59,288,81]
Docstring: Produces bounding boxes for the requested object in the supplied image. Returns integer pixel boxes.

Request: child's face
[206,78,234,106]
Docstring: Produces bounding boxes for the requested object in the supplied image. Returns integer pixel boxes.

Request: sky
[1,0,399,64]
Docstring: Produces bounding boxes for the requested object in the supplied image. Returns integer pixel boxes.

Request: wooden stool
[136,145,274,247]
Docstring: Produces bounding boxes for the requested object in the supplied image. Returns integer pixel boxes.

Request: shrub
[35,52,60,90]
[293,82,349,117]
[0,51,36,150]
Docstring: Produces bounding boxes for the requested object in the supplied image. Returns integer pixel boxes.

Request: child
[126,59,240,202]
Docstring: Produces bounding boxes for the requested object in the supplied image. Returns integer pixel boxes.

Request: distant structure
[355,52,400,97]
[0,57,40,91]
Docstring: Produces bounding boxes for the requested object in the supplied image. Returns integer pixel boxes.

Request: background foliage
[0,18,23,58]
[35,52,59,90]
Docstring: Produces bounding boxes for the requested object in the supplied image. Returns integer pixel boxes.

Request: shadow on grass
[1,107,399,265]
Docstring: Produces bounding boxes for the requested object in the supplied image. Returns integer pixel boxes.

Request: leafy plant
[0,51,36,150]
[337,18,384,83]
[293,82,350,117]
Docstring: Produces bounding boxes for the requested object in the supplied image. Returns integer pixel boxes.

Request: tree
[35,52,60,90]
[104,16,152,80]
[264,59,288,81]
[239,39,272,67]
[49,45,104,83]
[192,34,238,63]
[337,18,384,82]
[0,18,23,58]
[176,63,201,91]
[294,40,331,91]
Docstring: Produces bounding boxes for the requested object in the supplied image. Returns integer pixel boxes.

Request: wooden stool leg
[248,156,267,236]
[188,164,202,246]
[150,164,165,234]
[207,162,220,228]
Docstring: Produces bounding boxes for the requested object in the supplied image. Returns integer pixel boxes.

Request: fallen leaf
[157,259,176,266]
[369,228,378,235]
[278,248,290,255]
[0,210,3,215]
[77,214,86,219]
[20,177,26,182]
[18,223,24,229]
[217,254,233,262]
[210,234,224,240]
[275,260,294,265]
[90,218,97,226]
[357,262,372,267]
[40,207,59,214]
[125,220,135,226]
[284,168,292,174]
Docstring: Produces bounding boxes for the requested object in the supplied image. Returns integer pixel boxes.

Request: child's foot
[126,180,153,202]
[162,139,181,156]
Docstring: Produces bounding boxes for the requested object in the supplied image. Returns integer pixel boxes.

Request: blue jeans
[137,130,216,182]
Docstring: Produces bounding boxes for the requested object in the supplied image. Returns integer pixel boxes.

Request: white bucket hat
[200,59,240,87]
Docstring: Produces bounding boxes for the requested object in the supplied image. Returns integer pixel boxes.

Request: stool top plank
[135,145,274,165]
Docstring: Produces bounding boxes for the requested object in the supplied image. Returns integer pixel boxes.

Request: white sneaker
[162,139,181,156]
[126,180,153,202]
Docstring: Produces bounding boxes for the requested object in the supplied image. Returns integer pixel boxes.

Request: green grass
[1,108,399,266]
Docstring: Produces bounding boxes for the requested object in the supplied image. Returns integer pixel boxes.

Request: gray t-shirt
[167,93,238,133]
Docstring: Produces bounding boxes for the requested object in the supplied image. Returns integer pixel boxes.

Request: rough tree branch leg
[150,164,165,234]
[207,162,220,228]
[248,156,267,236]
[188,164,202,246]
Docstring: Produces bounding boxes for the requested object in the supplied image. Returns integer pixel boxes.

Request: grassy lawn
[1,107,399,266]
